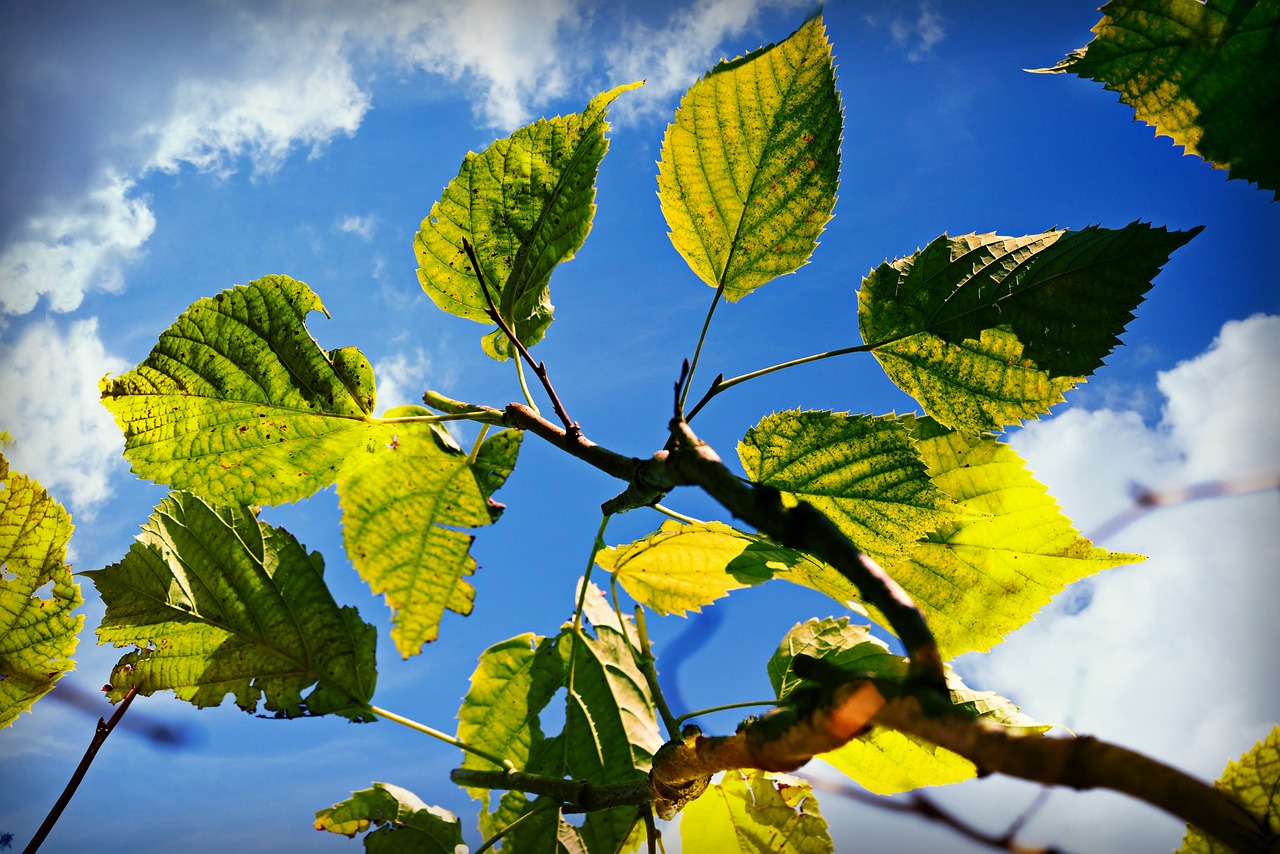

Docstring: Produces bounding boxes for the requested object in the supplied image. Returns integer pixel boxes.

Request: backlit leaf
[1036,0,1280,197]
[315,782,467,853]
[415,82,642,360]
[858,224,1200,432]
[770,618,1047,795]
[681,770,833,853]
[0,454,82,728]
[739,410,954,566]
[86,492,376,720]
[339,421,521,657]
[99,276,392,505]
[887,419,1144,657]
[657,13,841,301]
[1178,725,1280,853]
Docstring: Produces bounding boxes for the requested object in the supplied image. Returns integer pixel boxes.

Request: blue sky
[1,1,1277,851]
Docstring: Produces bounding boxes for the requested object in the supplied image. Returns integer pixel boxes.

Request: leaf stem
[514,356,540,414]
[686,342,874,421]
[367,705,511,770]
[474,802,560,854]
[25,685,139,854]
[567,515,611,699]
[467,424,492,466]
[634,605,681,739]
[651,504,704,526]
[678,284,725,415]
[674,700,779,727]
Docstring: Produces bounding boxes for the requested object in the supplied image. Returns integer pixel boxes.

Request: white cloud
[889,3,945,62]
[0,317,129,513]
[0,172,155,315]
[338,214,376,241]
[951,314,1280,851]
[604,0,811,123]
[374,348,434,413]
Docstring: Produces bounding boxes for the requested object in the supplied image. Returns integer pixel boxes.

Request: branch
[450,768,651,813]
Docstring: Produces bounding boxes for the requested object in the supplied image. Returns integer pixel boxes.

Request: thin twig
[461,238,577,434]
[685,342,875,421]
[24,686,140,854]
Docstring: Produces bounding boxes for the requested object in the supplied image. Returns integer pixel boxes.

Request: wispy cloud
[337,214,377,241]
[0,317,129,512]
[953,313,1280,850]
[890,4,945,62]
[374,347,434,413]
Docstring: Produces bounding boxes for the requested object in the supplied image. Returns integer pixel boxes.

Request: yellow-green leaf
[739,411,955,567]
[315,782,466,852]
[1178,725,1280,853]
[681,770,833,853]
[86,492,377,720]
[415,82,642,360]
[887,420,1144,657]
[99,276,391,505]
[0,453,82,728]
[657,13,841,301]
[858,224,1200,433]
[1036,0,1280,198]
[338,422,521,657]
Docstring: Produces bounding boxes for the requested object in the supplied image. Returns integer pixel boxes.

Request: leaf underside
[0,454,82,728]
[86,492,377,720]
[1178,724,1280,853]
[658,12,841,301]
[339,421,521,657]
[681,769,833,853]
[1038,0,1280,198]
[99,275,387,506]
[315,782,466,853]
[858,223,1200,433]
[416,82,642,360]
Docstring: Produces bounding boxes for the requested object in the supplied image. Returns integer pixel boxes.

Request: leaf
[315,782,467,853]
[100,276,393,505]
[85,492,377,720]
[890,420,1144,657]
[770,618,1048,795]
[415,82,642,360]
[858,224,1200,433]
[0,454,82,728]
[739,411,955,566]
[657,13,841,301]
[1178,725,1280,853]
[339,421,521,657]
[456,633,563,820]
[1035,0,1280,198]
[681,770,833,853]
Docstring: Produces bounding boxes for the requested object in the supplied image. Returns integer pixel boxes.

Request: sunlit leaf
[658,13,841,301]
[858,223,1200,432]
[99,276,392,505]
[339,420,521,657]
[1036,0,1280,197]
[415,82,642,360]
[739,411,954,566]
[681,770,833,853]
[770,618,1048,795]
[86,492,376,720]
[315,782,467,852]
[1178,725,1280,853]
[887,419,1143,658]
[0,454,82,728]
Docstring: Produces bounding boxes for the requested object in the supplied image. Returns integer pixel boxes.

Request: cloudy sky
[1,1,1277,852]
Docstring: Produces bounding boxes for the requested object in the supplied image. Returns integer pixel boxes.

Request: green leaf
[770,618,1047,795]
[415,82,642,360]
[657,13,841,301]
[858,224,1200,433]
[1178,725,1280,853]
[456,632,564,828]
[99,276,392,505]
[339,422,521,657]
[1036,0,1280,198]
[681,770,833,853]
[86,492,377,720]
[739,411,955,566]
[0,454,82,728]
[315,782,467,853]
[888,420,1143,658]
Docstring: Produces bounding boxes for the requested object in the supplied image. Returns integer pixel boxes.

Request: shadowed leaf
[86,492,376,720]
[658,13,841,301]
[1036,0,1280,197]
[1179,725,1280,852]
[315,782,466,852]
